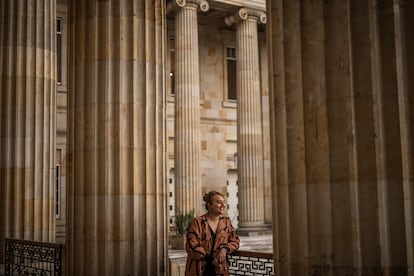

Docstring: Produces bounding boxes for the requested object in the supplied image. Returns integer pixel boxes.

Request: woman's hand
[214,247,227,264]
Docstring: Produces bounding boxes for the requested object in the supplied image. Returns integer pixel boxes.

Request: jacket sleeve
[185,219,208,260]
[223,218,240,254]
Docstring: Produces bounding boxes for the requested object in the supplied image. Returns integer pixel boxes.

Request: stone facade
[166,1,271,231]
[1,0,413,275]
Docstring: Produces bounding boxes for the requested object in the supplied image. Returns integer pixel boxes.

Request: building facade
[165,1,271,231]
[1,0,413,275]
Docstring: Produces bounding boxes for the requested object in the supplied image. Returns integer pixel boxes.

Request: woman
[185,191,240,276]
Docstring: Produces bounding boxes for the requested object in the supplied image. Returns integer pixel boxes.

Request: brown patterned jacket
[185,213,240,276]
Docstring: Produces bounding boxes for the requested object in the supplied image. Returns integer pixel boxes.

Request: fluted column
[173,0,208,215]
[227,8,268,234]
[0,0,56,262]
[67,1,166,275]
[267,0,414,275]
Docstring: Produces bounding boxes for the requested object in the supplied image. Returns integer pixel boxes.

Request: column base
[237,223,272,236]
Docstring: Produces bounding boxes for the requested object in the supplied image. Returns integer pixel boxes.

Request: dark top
[203,226,216,276]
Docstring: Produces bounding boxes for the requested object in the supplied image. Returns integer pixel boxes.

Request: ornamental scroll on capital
[167,0,209,12]
[225,8,267,26]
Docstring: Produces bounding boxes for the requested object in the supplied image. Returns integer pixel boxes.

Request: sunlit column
[226,8,268,234]
[172,0,208,215]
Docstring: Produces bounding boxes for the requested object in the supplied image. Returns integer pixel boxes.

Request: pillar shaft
[174,1,203,215]
[67,1,166,275]
[267,0,414,274]
[236,12,266,230]
[0,0,56,261]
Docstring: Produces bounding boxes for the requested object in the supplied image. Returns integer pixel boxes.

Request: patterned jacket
[185,213,240,276]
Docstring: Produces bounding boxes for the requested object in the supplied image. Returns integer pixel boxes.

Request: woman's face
[208,194,226,215]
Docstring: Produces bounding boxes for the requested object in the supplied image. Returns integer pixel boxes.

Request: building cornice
[167,0,210,13]
[209,0,265,12]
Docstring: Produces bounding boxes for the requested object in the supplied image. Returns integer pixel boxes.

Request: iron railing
[4,238,63,276]
[229,250,274,276]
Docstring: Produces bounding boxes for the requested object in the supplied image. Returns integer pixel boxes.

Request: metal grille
[229,250,274,276]
[5,238,63,276]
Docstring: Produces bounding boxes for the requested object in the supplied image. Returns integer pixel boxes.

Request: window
[55,164,61,219]
[226,47,237,100]
[56,17,62,84]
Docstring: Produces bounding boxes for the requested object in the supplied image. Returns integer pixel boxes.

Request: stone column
[67,1,166,275]
[267,0,414,274]
[226,8,268,234]
[0,0,56,261]
[172,0,208,215]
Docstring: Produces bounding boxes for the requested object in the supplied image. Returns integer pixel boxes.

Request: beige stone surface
[211,0,265,10]
[173,1,203,216]
[234,10,267,231]
[4,0,412,275]
[64,1,167,275]
[166,7,271,227]
[0,0,57,262]
[267,0,414,274]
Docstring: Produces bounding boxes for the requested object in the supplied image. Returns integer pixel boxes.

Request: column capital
[167,0,209,13]
[225,8,266,26]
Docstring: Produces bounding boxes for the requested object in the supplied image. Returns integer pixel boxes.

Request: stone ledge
[237,224,273,236]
